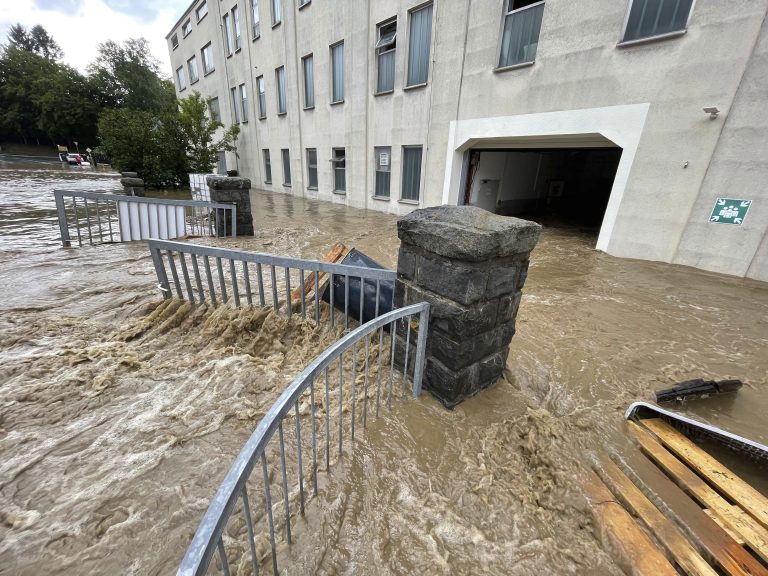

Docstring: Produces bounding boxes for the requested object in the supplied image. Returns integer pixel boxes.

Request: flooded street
[0,165,766,575]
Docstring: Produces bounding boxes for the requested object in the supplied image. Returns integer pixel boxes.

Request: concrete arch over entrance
[442,103,650,252]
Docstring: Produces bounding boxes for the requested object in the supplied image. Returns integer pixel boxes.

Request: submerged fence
[177,302,429,576]
[148,239,396,329]
[54,190,237,247]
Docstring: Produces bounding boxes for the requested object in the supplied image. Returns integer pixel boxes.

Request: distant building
[167,0,768,280]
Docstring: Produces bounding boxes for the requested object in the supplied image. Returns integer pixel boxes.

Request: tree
[0,47,58,143]
[29,25,63,61]
[88,38,175,113]
[35,64,100,145]
[6,23,62,60]
[98,108,188,187]
[177,92,239,173]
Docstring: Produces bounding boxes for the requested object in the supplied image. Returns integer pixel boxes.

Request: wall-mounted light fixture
[703,106,720,120]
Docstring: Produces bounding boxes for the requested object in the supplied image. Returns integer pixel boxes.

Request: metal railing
[148,239,397,329]
[177,301,429,576]
[189,173,213,202]
[54,190,237,248]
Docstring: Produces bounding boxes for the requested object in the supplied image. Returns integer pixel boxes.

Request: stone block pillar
[395,206,541,408]
[120,172,145,197]
[206,175,255,236]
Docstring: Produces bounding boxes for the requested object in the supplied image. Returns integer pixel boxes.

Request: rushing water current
[0,163,766,575]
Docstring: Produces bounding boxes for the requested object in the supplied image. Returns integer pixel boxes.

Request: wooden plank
[641,418,768,531]
[629,422,768,564]
[578,468,678,576]
[704,510,746,545]
[598,457,718,576]
[628,450,767,576]
[290,242,349,305]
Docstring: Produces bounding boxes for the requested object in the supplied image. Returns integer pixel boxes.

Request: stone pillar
[395,206,541,408]
[120,172,145,197]
[206,175,255,236]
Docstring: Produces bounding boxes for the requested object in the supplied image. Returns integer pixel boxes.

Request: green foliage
[98,108,188,188]
[177,92,239,173]
[88,38,175,113]
[7,23,63,60]
[0,47,59,143]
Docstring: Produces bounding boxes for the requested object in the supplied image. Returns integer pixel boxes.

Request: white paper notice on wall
[379,152,389,167]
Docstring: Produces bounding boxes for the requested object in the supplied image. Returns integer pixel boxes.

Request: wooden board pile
[581,418,768,575]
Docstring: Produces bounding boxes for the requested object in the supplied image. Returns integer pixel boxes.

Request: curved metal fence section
[177,302,429,576]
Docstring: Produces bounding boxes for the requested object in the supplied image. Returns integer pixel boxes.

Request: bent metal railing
[177,302,429,576]
[54,190,237,247]
[148,239,397,329]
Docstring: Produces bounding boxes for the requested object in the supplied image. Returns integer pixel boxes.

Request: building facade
[167,0,768,281]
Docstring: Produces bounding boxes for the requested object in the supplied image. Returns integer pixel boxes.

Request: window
[256,76,266,118]
[332,148,346,192]
[401,146,422,201]
[276,66,286,114]
[171,34,179,50]
[375,20,396,93]
[252,0,261,38]
[176,66,187,91]
[406,3,432,87]
[271,0,282,26]
[498,0,544,68]
[223,13,233,55]
[231,86,240,123]
[330,42,344,103]
[182,19,192,37]
[281,149,291,185]
[622,0,694,43]
[201,43,214,74]
[374,146,391,198]
[239,84,248,122]
[232,6,242,51]
[263,149,272,183]
[306,148,318,188]
[302,54,314,108]
[209,97,221,122]
[188,56,199,83]
[196,0,208,22]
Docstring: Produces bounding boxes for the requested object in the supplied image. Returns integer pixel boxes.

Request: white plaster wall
[167,0,768,279]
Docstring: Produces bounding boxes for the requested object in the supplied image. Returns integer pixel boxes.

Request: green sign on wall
[709,198,752,225]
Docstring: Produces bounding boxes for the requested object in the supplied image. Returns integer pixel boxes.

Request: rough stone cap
[207,175,252,190]
[397,205,542,261]
[120,177,144,187]
[121,171,138,178]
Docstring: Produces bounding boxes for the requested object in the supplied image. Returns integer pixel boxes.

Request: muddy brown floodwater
[0,164,766,575]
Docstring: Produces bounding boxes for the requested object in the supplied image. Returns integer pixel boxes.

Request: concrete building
[167,0,768,281]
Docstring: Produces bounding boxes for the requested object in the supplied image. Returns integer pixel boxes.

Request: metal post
[54,191,71,247]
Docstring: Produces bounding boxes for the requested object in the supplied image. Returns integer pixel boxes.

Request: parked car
[66,153,90,167]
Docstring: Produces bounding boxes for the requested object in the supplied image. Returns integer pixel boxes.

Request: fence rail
[177,301,429,576]
[53,190,237,247]
[148,239,397,329]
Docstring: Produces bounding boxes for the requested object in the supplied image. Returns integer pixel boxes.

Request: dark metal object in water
[322,249,395,325]
[654,378,742,403]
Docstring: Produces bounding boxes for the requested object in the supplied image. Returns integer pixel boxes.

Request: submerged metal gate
[176,302,429,576]
[145,239,430,575]
[54,190,237,247]
[148,239,396,329]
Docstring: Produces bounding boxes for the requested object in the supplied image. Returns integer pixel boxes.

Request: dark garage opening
[463,148,623,230]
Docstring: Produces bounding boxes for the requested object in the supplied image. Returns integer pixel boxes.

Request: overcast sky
[0,0,191,77]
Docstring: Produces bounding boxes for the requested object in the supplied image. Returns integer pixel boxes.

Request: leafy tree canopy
[177,92,239,173]
[88,38,175,113]
[6,23,63,60]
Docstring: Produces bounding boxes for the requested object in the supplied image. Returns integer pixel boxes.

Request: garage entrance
[463,147,623,231]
